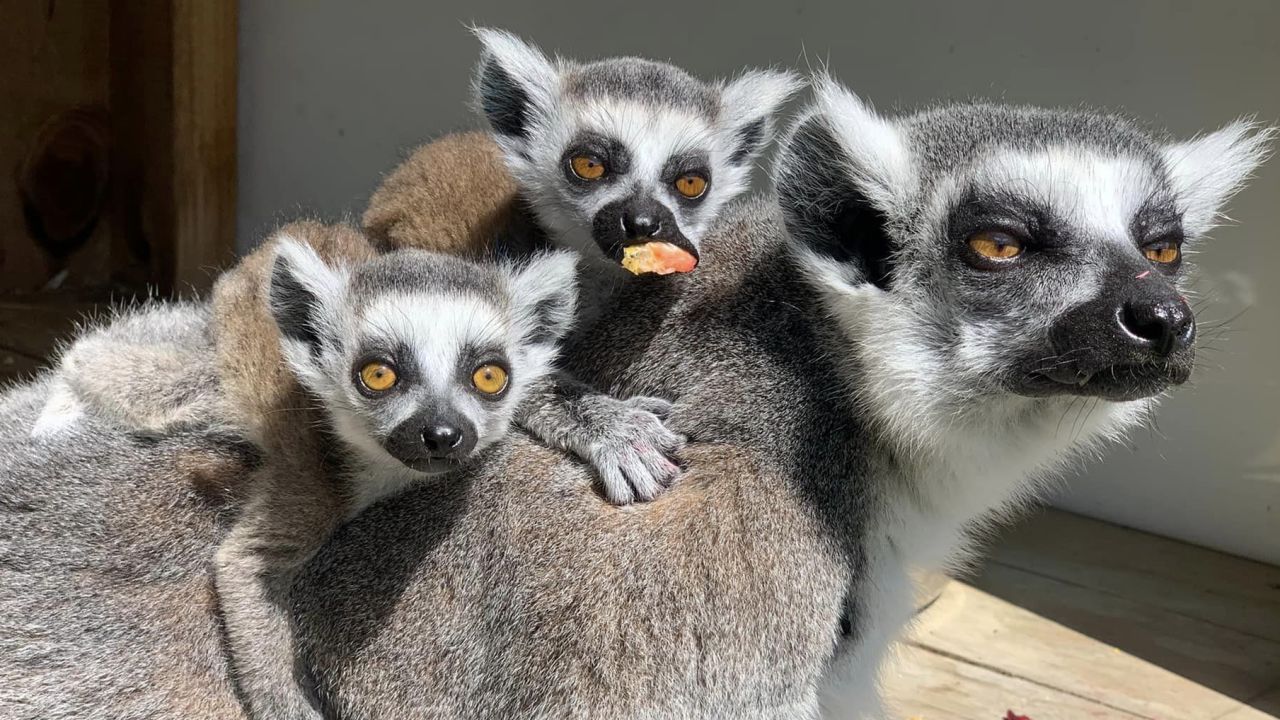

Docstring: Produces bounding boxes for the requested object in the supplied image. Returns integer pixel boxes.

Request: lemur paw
[587,395,684,505]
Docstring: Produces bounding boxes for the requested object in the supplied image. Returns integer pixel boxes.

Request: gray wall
[237,0,1280,564]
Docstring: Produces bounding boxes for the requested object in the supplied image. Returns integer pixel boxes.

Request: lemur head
[776,79,1272,451]
[472,28,801,269]
[268,237,577,475]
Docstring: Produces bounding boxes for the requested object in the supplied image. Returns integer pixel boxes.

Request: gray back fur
[0,376,254,719]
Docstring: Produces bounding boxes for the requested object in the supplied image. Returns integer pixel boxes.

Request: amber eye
[570,154,606,180]
[967,231,1024,261]
[471,364,509,395]
[1143,244,1181,265]
[359,362,398,392]
[674,173,708,199]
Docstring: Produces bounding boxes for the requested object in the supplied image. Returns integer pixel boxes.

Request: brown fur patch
[174,444,257,504]
[362,131,520,258]
[211,221,376,453]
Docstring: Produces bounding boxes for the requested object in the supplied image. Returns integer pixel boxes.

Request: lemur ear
[268,235,348,360]
[505,251,579,347]
[773,76,914,290]
[719,69,804,166]
[472,28,559,142]
[1161,120,1274,238]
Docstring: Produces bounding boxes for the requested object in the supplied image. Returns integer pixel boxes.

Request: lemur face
[778,80,1271,411]
[269,239,577,475]
[473,28,800,267]
[927,145,1197,402]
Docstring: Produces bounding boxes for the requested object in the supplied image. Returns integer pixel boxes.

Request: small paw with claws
[582,395,684,505]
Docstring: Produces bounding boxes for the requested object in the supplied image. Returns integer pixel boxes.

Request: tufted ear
[718,69,804,167]
[773,76,914,290]
[505,250,579,348]
[1161,120,1274,238]
[268,235,349,387]
[471,28,560,145]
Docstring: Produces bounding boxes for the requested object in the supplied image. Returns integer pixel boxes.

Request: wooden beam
[109,0,237,296]
[109,0,175,293]
[172,0,238,293]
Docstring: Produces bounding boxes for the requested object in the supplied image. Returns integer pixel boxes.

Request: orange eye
[1143,245,1181,264]
[359,362,398,392]
[471,364,508,395]
[967,231,1023,261]
[674,173,708,199]
[570,154,606,180]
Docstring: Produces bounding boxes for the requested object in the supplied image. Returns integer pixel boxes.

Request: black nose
[422,425,463,455]
[622,211,661,239]
[1119,296,1195,356]
[619,210,660,238]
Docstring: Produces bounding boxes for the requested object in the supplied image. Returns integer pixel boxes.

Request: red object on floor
[1005,712,1032,720]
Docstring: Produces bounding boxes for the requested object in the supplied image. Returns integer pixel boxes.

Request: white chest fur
[818,396,1148,719]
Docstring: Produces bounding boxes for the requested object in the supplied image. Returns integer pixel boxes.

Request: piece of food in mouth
[620,242,698,276]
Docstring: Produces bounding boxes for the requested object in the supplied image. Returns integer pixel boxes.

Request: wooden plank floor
[883,509,1280,720]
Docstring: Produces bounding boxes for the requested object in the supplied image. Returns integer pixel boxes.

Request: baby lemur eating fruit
[366,28,801,331]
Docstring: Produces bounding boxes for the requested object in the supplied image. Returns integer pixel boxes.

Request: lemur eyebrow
[949,188,1058,239]
[659,151,711,184]
[563,131,632,175]
[353,340,420,385]
[1129,197,1183,242]
[458,343,511,376]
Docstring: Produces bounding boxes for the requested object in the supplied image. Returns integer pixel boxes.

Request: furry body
[0,200,1156,718]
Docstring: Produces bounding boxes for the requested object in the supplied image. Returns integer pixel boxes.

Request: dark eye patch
[1130,199,1185,275]
[661,151,712,206]
[351,341,417,398]
[562,132,631,190]
[659,151,711,184]
[1129,200,1183,245]
[947,189,1063,252]
[458,344,512,391]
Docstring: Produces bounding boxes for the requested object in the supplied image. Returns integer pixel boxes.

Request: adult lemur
[2,76,1269,720]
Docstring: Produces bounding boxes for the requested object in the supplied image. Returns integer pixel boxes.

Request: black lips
[383,409,477,473]
[1012,262,1196,401]
[590,196,699,263]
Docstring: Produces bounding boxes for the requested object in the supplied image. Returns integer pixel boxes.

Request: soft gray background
[238,0,1280,564]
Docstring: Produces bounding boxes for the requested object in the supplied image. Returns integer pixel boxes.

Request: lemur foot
[586,395,684,505]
